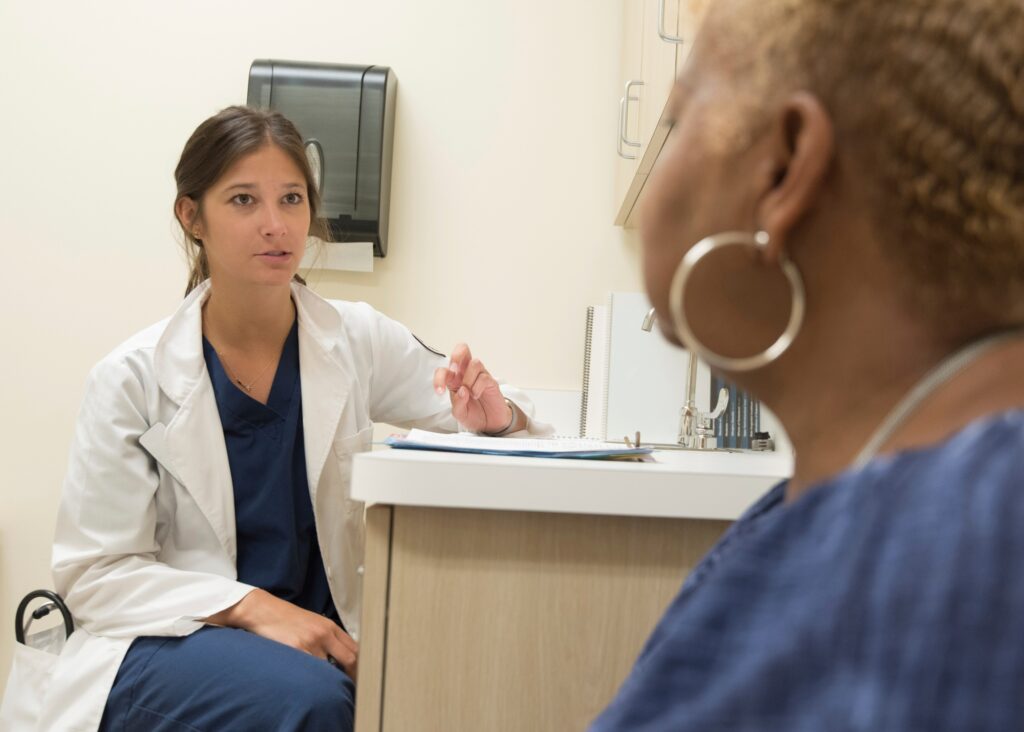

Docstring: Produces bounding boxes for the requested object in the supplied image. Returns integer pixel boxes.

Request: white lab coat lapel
[162,382,238,562]
[150,282,238,563]
[142,281,352,564]
[293,283,351,503]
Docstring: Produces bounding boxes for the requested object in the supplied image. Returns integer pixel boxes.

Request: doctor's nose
[259,207,288,239]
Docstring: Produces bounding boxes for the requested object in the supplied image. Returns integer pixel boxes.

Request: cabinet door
[615,0,646,208]
[361,506,730,732]
[638,0,681,159]
[613,0,725,228]
[615,0,682,225]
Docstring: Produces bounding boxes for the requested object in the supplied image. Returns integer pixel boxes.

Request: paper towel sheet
[302,240,374,272]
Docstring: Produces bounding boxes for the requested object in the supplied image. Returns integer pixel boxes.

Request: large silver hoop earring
[668,230,805,372]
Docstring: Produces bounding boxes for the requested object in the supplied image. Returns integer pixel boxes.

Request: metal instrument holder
[641,307,729,451]
[15,590,74,646]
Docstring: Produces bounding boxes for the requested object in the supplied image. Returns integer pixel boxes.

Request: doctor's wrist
[203,587,264,629]
[485,398,524,436]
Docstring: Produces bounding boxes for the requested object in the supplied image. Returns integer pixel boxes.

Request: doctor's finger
[433,366,453,395]
[470,371,500,400]
[435,360,464,395]
[449,343,472,376]
[460,359,488,393]
[323,633,357,665]
[331,626,359,655]
[325,635,358,678]
[450,385,471,423]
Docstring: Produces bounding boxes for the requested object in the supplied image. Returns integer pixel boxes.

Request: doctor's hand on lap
[205,589,358,680]
[433,343,527,435]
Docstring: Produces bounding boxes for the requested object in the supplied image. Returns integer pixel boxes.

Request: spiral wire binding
[579,306,595,437]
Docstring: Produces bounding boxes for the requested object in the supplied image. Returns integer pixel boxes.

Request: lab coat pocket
[0,627,66,730]
[332,425,374,512]
[332,424,374,456]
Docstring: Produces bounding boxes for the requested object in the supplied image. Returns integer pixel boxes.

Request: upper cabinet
[614,0,711,228]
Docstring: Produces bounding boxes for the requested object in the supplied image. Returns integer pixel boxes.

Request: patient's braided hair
[712,0,1024,329]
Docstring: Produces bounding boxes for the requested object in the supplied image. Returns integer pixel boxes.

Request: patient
[592,0,1024,729]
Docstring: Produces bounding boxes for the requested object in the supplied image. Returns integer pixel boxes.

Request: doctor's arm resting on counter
[589,0,1024,730]
[28,104,546,732]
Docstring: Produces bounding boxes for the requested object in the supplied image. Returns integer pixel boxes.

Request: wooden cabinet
[349,445,790,731]
[614,0,646,208]
[638,0,681,156]
[615,0,712,228]
[354,505,728,732]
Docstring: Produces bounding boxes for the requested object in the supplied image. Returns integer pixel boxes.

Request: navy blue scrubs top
[202,319,338,623]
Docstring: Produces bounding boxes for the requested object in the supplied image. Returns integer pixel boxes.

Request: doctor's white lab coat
[22,280,545,731]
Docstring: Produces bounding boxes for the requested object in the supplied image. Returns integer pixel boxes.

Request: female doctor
[36,105,547,731]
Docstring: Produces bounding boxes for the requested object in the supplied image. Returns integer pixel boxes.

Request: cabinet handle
[614,97,630,160]
[617,98,635,159]
[657,0,686,44]
[617,80,644,159]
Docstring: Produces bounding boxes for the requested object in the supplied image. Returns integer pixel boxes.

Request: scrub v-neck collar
[202,319,300,427]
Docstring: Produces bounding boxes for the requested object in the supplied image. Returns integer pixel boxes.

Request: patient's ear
[757,92,835,261]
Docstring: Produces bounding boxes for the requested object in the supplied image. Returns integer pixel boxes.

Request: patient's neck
[768,321,1024,503]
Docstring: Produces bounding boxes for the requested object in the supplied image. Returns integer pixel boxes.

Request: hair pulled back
[174,105,329,295]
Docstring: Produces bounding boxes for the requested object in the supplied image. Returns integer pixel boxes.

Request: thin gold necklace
[216,350,276,394]
[202,308,278,394]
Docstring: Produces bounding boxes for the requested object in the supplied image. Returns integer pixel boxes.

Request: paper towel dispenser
[247,60,396,257]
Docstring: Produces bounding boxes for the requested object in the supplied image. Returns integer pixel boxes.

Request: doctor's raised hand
[433,343,529,435]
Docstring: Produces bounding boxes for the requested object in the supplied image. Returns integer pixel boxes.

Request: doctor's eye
[283,192,305,205]
[231,193,255,206]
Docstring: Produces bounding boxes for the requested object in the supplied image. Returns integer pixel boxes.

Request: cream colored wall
[0,1,643,689]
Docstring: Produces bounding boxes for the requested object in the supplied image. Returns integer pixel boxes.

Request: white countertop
[351,447,793,521]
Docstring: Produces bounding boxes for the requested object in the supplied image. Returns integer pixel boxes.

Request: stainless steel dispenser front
[247,60,396,257]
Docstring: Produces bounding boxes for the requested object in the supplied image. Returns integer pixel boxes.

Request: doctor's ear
[175,196,201,238]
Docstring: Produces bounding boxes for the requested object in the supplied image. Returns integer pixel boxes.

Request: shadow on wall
[0,536,11,691]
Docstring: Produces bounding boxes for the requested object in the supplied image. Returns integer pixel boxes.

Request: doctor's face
[195,143,310,289]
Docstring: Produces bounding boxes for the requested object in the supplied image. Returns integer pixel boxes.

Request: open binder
[386,430,652,460]
[578,293,764,448]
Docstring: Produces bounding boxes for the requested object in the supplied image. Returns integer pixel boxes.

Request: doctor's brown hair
[173,105,330,295]
[706,0,1024,330]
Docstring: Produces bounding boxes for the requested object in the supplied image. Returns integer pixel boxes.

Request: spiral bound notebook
[579,307,594,438]
[578,305,611,439]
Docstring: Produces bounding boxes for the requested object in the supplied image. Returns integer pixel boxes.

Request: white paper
[392,429,646,456]
[302,240,374,272]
